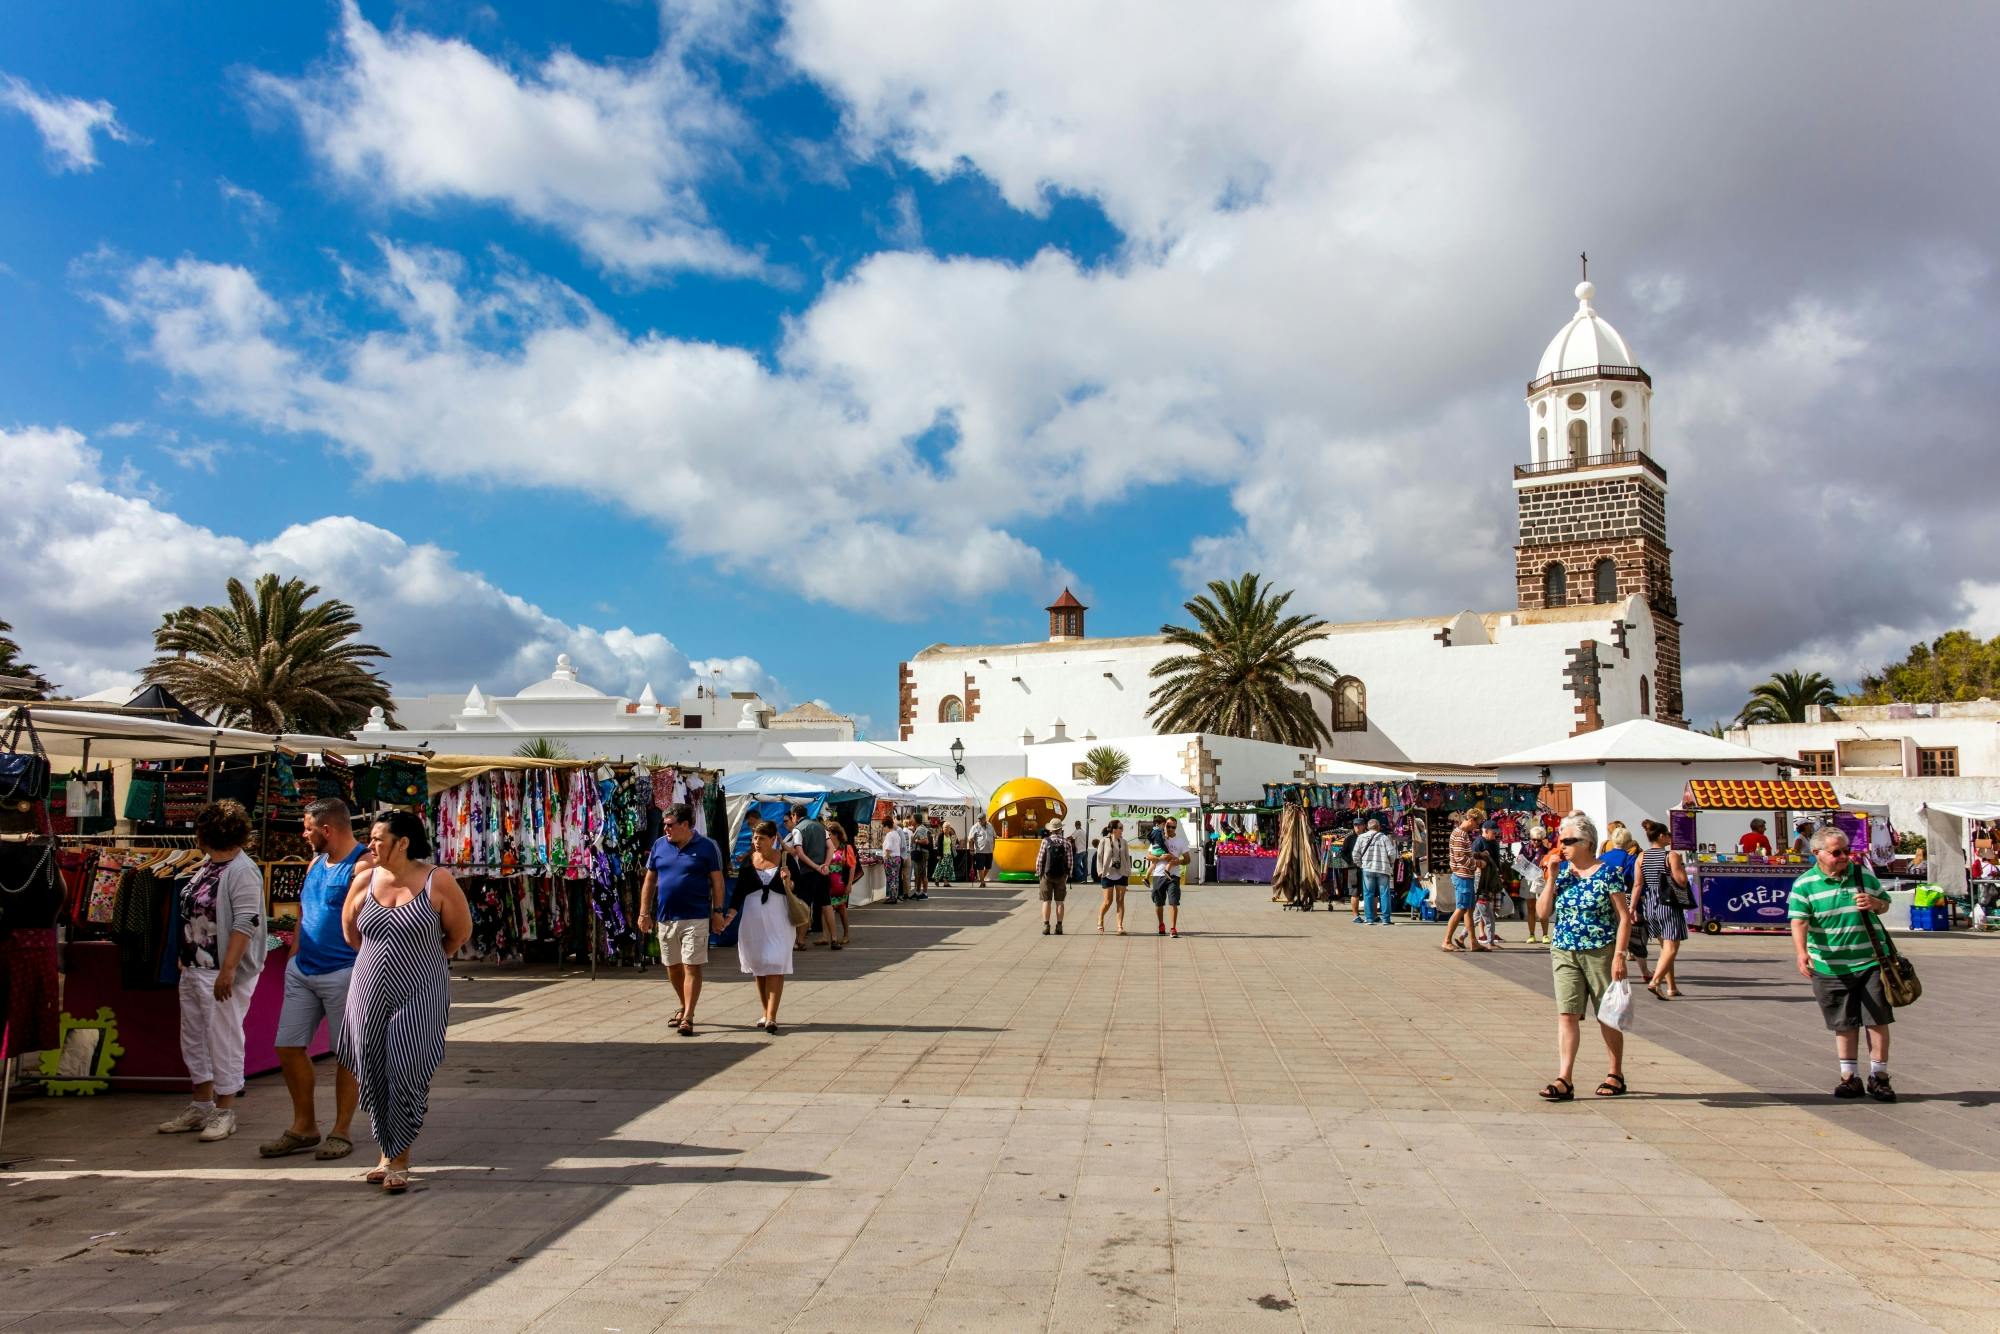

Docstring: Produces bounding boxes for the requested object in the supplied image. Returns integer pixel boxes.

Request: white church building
[899,278,1688,770]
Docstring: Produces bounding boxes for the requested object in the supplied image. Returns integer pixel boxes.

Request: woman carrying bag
[1094,821,1132,934]
[723,821,797,1035]
[1638,820,1692,998]
[1537,813,1634,1102]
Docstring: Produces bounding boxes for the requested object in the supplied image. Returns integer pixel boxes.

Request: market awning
[898,770,985,807]
[1923,801,2000,820]
[1084,773,1201,809]
[828,761,907,799]
[1683,778,1840,810]
[721,770,869,799]
[2,705,429,763]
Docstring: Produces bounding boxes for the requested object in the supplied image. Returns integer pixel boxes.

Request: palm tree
[1735,670,1839,726]
[513,737,573,760]
[0,619,56,698]
[143,574,393,734]
[1147,574,1345,747]
[1081,745,1131,786]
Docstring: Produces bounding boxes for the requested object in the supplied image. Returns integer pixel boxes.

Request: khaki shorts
[1551,945,1615,1016]
[658,917,710,967]
[1039,876,1068,902]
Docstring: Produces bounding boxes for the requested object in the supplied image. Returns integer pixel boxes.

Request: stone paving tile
[4,884,1996,1331]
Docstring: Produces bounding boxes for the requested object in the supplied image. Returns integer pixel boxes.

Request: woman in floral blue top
[1535,812,1633,1101]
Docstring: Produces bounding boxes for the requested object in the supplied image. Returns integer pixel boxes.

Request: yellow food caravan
[986,777,1068,883]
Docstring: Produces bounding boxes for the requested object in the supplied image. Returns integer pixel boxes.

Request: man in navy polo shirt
[638,801,726,1037]
[259,798,368,1159]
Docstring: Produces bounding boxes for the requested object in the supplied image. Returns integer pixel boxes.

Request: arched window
[1611,416,1628,452]
[1593,557,1618,603]
[1567,419,1588,463]
[1332,677,1367,732]
[1639,675,1651,717]
[1544,562,1567,608]
[938,695,963,724]
[1536,426,1547,461]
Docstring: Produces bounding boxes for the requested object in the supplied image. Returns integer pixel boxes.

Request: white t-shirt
[971,824,993,852]
[1150,832,1190,879]
[882,828,905,859]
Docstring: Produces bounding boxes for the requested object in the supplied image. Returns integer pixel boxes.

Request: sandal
[383,1169,410,1195]
[677,1022,695,1037]
[1440,941,1464,953]
[668,1009,685,1028]
[315,1133,354,1161]
[1595,1074,1628,1097]
[365,1164,389,1184]
[1539,1078,1574,1102]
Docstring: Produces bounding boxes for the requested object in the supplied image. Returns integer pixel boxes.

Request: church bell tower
[1514,273,1686,725]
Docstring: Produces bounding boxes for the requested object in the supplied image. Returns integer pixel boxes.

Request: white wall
[906,598,1657,767]
[1833,776,2000,835]
[1730,716,2000,778]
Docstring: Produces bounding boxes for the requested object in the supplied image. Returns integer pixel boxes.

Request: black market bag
[0,711,52,805]
[1855,872,1922,1008]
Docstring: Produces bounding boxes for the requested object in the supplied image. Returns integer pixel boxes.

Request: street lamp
[950,737,965,776]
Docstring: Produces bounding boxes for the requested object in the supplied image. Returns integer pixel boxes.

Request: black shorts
[1811,968,1893,1032]
[971,853,993,870]
[795,867,830,911]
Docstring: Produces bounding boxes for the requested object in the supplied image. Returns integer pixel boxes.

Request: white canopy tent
[1488,718,1790,769]
[828,761,906,800]
[1083,773,1201,809]
[3,705,431,763]
[899,770,984,808]
[1921,801,2000,901]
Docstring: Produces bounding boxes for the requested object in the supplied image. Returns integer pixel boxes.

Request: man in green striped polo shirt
[1788,826,1896,1102]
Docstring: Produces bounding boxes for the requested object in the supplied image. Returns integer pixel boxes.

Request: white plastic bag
[1596,979,1634,1032]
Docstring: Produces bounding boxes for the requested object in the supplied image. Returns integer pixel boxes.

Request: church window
[938,695,963,724]
[1332,677,1367,732]
[1593,558,1618,603]
[1544,562,1567,608]
[1565,392,1587,410]
[1567,419,1588,463]
[1610,390,1625,408]
[1537,400,1547,417]
[1536,426,1547,460]
[1611,417,1628,451]
[1639,676,1651,716]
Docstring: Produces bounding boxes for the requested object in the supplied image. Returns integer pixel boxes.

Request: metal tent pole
[205,739,219,802]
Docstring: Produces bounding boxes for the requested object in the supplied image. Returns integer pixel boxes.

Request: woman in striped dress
[339,810,472,1194]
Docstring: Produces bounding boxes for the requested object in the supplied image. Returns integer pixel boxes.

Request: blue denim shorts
[1452,875,1477,910]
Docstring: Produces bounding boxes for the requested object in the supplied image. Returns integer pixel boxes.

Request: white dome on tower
[1536,281,1637,379]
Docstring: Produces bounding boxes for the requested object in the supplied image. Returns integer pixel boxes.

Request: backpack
[1044,837,1070,879]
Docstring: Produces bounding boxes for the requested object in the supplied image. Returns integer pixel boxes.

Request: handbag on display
[0,712,52,805]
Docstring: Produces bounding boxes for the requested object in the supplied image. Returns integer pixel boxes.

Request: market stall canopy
[1487,719,1790,768]
[1683,778,1841,811]
[828,761,906,799]
[1313,758,1420,782]
[1,704,429,763]
[1084,773,1201,809]
[721,770,870,799]
[900,770,984,807]
[424,753,587,795]
[1923,801,2000,821]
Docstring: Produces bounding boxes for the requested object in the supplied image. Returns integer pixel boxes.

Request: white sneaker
[197,1109,238,1142]
[158,1103,213,1134]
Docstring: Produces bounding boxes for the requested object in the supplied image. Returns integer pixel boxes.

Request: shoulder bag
[1855,871,1921,1007]
[782,867,812,929]
[0,711,52,805]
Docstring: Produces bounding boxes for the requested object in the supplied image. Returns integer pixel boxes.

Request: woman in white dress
[722,821,796,1035]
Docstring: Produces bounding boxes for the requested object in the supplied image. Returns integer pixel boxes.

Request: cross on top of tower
[1580,251,1588,281]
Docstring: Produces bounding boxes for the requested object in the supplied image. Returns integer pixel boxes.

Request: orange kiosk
[987,777,1067,883]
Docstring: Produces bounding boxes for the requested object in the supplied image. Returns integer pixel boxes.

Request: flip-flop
[315,1134,354,1160]
[258,1129,320,1159]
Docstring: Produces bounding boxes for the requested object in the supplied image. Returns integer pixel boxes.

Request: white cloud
[159,438,226,473]
[0,424,787,708]
[217,177,276,226]
[0,72,134,172]
[248,1,767,279]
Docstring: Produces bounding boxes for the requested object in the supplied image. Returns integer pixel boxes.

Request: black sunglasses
[1560,836,1588,846]
[1824,848,1852,857]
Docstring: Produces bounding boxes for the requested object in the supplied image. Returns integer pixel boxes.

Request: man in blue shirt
[638,802,726,1037]
[259,798,369,1160]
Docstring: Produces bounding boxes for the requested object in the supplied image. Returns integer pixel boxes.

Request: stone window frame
[1331,676,1367,732]
[938,695,964,724]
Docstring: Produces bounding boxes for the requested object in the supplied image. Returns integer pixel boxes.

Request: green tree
[1081,745,1131,785]
[1855,630,2000,703]
[143,574,393,734]
[1735,669,1839,725]
[0,619,56,698]
[1147,574,1345,747]
[513,737,573,760]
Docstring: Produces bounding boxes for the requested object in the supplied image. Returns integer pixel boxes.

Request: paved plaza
[3,883,1998,1332]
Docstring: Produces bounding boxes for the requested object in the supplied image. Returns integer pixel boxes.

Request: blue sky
[5,1,1999,735]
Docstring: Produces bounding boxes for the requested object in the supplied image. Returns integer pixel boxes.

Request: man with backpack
[1036,822,1072,935]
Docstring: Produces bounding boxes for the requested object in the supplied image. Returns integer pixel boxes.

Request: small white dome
[518,653,606,699]
[1535,280,1637,380]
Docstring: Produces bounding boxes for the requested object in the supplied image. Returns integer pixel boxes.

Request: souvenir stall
[829,763,907,904]
[0,704,428,1093]
[719,771,875,908]
[1920,801,2000,923]
[1672,779,1892,934]
[423,756,723,970]
[899,770,983,883]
